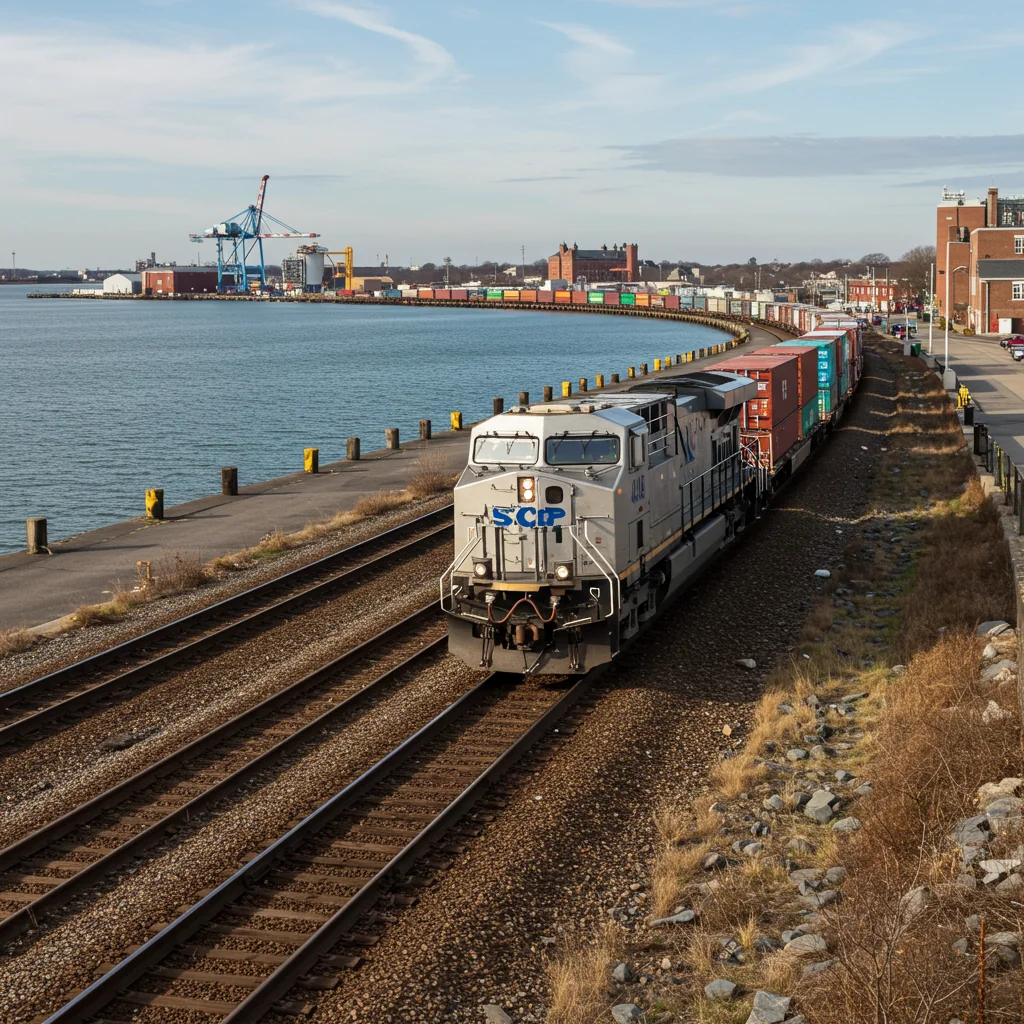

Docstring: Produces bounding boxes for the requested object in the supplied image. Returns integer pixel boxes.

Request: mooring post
[419,419,432,440]
[26,517,47,554]
[146,488,164,519]
[304,448,319,474]
[346,437,360,460]
[221,467,238,496]
[385,427,400,450]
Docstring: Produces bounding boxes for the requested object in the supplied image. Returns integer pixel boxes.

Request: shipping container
[450,289,468,300]
[485,289,502,301]
[537,290,554,303]
[665,295,680,310]
[774,337,841,392]
[604,292,621,306]
[620,293,636,306]
[418,289,434,300]
[555,290,572,304]
[801,398,820,439]
[519,290,538,303]
[742,410,800,473]
[587,291,605,304]
[571,290,588,305]
[741,300,752,316]
[750,301,760,318]
[651,295,665,308]
[384,289,402,298]
[433,289,451,300]
[706,353,799,430]
[503,290,520,302]
[635,293,651,308]
[818,383,838,417]
[759,344,819,410]
[693,295,707,310]
[680,295,694,307]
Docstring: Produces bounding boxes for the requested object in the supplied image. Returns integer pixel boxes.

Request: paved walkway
[0,325,784,631]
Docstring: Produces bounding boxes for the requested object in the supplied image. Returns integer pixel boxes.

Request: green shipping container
[620,293,636,306]
[588,291,604,304]
[801,399,820,438]
[486,290,503,300]
[818,385,837,417]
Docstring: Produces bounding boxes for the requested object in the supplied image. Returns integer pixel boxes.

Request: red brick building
[548,242,639,284]
[142,267,228,294]
[848,280,897,309]
[936,186,1024,331]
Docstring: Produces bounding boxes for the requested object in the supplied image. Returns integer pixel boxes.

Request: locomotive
[440,370,762,675]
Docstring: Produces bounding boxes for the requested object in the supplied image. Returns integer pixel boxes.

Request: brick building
[936,186,1024,332]
[548,242,639,284]
[142,267,228,294]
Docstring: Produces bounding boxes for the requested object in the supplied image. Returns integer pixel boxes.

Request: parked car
[1006,339,1024,356]
[1000,334,1024,348]
[1013,347,1024,362]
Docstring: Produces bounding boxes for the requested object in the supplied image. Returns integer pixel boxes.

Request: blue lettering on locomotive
[631,475,645,503]
[491,506,566,528]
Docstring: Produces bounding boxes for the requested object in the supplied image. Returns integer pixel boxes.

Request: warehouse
[102,273,141,295]
[547,242,639,284]
[142,267,229,295]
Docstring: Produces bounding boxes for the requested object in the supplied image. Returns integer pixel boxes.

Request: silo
[303,249,326,291]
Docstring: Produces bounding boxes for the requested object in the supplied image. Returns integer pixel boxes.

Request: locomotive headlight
[554,562,572,581]
[472,558,493,580]
[518,477,536,503]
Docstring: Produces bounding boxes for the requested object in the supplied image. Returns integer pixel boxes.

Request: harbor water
[0,286,728,555]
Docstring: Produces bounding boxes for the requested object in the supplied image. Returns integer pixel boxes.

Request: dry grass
[0,627,34,658]
[546,934,619,1024]
[650,841,714,917]
[407,447,456,499]
[150,550,210,595]
[352,489,412,517]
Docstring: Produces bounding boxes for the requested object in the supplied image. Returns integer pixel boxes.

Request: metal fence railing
[974,422,1024,533]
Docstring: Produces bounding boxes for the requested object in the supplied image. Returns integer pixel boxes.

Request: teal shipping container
[693,296,707,310]
[620,293,636,306]
[771,338,839,391]
[818,384,838,417]
[801,399,820,438]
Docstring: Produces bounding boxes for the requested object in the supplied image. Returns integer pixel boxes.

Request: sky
[5,0,1024,269]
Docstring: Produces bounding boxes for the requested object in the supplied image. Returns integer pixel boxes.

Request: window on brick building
[1014,282,1024,301]
[1016,236,1024,255]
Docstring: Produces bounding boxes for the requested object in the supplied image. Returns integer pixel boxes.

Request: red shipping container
[417,289,434,299]
[707,353,799,429]
[537,290,554,303]
[604,292,621,306]
[433,289,451,300]
[450,289,468,300]
[520,290,538,303]
[571,290,588,305]
[759,345,819,409]
[742,410,799,473]
[664,295,680,309]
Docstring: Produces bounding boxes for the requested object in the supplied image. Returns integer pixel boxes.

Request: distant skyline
[4,1,1023,268]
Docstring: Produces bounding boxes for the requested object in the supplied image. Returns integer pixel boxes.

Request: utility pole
[521,244,525,282]
[10,252,14,281]
[928,262,934,354]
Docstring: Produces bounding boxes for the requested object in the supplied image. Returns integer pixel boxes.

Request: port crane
[324,248,354,290]
[189,175,318,293]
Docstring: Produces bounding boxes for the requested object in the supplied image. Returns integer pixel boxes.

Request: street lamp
[943,260,968,391]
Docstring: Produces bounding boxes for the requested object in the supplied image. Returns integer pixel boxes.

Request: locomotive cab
[441,373,757,675]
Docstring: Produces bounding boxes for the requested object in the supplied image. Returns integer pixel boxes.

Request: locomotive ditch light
[554,561,573,581]
[473,558,493,580]
[518,476,536,503]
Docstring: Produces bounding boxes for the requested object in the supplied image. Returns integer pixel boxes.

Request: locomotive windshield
[473,435,539,464]
[546,435,620,465]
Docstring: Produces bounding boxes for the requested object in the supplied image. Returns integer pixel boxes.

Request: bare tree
[897,245,936,299]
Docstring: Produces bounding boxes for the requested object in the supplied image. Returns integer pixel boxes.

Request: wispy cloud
[590,0,757,12]
[501,175,580,183]
[538,21,632,56]
[614,134,1024,177]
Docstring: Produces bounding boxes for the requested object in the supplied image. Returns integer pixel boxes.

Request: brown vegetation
[0,627,34,657]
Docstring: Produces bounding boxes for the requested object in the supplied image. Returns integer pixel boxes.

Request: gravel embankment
[0,493,454,692]
[294,351,894,1023]
[0,543,451,848]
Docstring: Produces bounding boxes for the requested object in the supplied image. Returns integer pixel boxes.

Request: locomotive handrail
[439,524,484,608]
[572,519,621,616]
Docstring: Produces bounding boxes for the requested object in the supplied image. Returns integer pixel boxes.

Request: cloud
[893,174,1024,190]
[538,21,632,56]
[590,0,756,11]
[501,175,580,183]
[614,134,1024,177]
[294,1,456,80]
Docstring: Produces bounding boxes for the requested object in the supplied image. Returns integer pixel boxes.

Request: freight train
[440,313,862,675]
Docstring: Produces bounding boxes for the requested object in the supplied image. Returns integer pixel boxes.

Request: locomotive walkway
[0,325,785,632]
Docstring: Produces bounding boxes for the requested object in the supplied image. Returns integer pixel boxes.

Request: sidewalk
[0,325,784,631]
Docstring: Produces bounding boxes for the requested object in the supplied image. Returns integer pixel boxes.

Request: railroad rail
[41,667,593,1023]
[0,505,454,747]
[0,601,451,945]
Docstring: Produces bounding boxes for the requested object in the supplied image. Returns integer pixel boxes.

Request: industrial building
[142,267,229,295]
[102,273,142,295]
[548,242,639,284]
[936,186,1024,332]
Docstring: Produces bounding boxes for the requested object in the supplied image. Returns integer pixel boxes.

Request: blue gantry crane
[189,175,319,293]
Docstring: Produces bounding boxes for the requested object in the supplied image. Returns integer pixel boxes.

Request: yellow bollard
[596,373,605,388]
[654,358,661,372]
[304,447,319,474]
[628,366,636,378]
[562,381,572,397]
[666,355,672,368]
[146,488,164,519]
[450,411,463,430]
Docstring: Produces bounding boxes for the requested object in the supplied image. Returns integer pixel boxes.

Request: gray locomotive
[440,371,760,674]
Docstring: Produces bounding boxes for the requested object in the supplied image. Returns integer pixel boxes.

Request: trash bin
[964,405,975,426]
[911,342,921,357]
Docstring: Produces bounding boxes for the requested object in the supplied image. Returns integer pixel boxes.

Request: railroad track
[0,505,453,747]
[0,601,455,947]
[39,668,591,1024]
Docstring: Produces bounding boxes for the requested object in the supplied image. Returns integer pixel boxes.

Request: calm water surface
[0,286,726,554]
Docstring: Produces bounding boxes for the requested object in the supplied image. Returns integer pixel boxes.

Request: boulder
[803,790,840,825]
[832,817,861,832]
[787,837,815,855]
[853,782,874,797]
[825,866,848,885]
[978,858,1022,875]
[702,852,727,872]
[900,885,932,921]
[801,959,837,979]
[981,659,1017,681]
[787,749,809,762]
[612,963,632,983]
[611,1005,643,1023]
[745,990,792,1024]
[814,569,832,578]
[953,813,990,848]
[704,978,738,1001]
[977,620,1013,637]
[990,945,1023,970]
[800,888,839,908]
[763,795,786,812]
[736,658,757,670]
[996,873,1024,892]
[981,701,1012,724]
[977,778,1024,806]
[649,909,696,927]
[983,931,1021,950]
[754,935,783,953]
[785,933,828,956]
[835,770,855,784]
